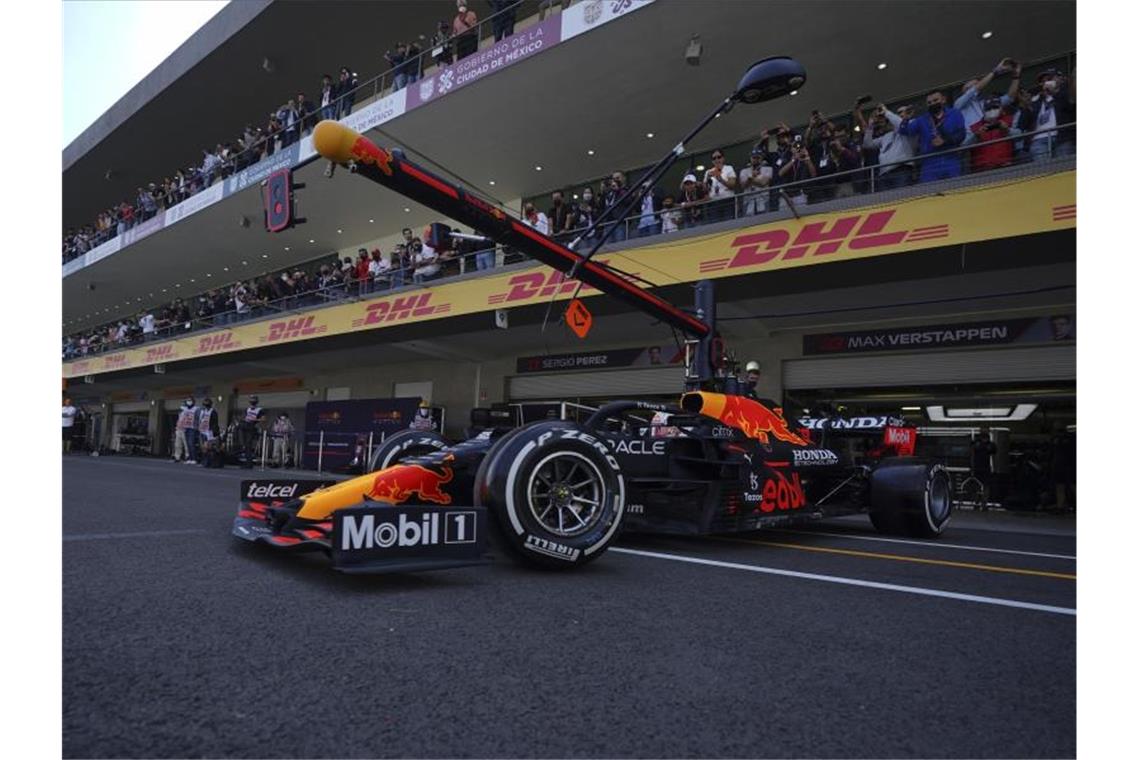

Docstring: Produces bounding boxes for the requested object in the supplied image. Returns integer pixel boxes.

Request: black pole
[567,96,735,279]
[687,279,718,391]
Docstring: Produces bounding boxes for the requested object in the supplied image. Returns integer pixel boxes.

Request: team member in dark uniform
[196,398,221,467]
[238,395,266,466]
[740,360,782,409]
[970,430,997,511]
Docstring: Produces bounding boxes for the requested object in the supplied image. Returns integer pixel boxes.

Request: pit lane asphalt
[63,456,1075,758]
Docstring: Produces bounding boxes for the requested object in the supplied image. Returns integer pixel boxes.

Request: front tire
[368,430,449,472]
[869,459,953,538]
[474,422,626,570]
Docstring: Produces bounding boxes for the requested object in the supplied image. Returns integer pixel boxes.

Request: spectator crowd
[527,57,1074,242]
[64,1,531,266]
[64,48,1075,360]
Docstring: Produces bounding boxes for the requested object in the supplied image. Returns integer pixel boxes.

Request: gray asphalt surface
[63,455,1075,758]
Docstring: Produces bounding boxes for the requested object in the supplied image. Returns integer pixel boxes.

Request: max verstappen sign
[804,315,1075,355]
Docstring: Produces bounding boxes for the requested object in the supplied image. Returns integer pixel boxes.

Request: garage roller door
[783,344,1075,389]
[508,367,684,400]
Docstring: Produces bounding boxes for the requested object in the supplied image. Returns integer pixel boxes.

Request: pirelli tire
[869,458,953,538]
[368,430,450,472]
[474,421,626,570]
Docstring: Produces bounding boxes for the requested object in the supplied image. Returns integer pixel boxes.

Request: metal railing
[62,1,546,263]
[573,121,1075,247]
[63,243,503,357]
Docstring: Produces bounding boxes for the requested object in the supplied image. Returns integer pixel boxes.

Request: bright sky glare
[63,0,229,148]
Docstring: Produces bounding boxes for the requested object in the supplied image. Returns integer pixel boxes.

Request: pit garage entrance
[783,344,1076,512]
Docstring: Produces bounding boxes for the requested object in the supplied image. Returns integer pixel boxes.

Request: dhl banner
[63,171,1075,379]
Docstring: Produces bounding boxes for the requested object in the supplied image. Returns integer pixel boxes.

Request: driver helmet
[651,411,680,438]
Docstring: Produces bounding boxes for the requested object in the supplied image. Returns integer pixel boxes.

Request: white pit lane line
[769,528,1076,561]
[609,547,1076,617]
[63,529,209,542]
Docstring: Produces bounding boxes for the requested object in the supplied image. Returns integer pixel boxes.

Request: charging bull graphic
[682,392,809,446]
[366,465,454,505]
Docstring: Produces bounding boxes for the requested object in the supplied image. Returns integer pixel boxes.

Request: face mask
[553,198,562,205]
[1043,80,1058,93]
[583,192,593,201]
[985,109,1000,120]
[928,102,943,115]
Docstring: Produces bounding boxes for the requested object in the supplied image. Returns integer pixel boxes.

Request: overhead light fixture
[646,132,655,139]
[336,229,342,234]
[223,267,229,272]
[587,150,595,156]
[877,62,888,70]
[684,34,702,66]
[369,218,375,223]
[205,273,212,278]
[925,404,1038,422]
[534,165,543,171]
[240,261,248,266]
[404,207,411,212]
[981,31,993,39]
[789,90,798,96]
[261,254,269,258]
[282,247,288,251]
[901,406,922,411]
[309,239,316,243]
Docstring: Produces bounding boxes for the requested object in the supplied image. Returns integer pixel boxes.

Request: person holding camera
[601,172,628,242]
[702,149,737,224]
[956,58,1022,144]
[855,101,916,191]
[776,133,816,211]
[635,180,665,237]
[897,90,966,183]
[969,96,1017,173]
[385,43,412,91]
[1023,68,1075,161]
[737,147,773,216]
[678,174,708,228]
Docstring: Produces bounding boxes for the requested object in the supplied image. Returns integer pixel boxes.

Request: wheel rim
[526,451,606,538]
[929,474,952,523]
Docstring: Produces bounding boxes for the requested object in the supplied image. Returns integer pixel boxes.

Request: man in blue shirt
[898,90,966,183]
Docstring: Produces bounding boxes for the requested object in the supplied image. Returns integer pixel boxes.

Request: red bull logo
[366,465,454,505]
[685,392,808,446]
[352,137,394,176]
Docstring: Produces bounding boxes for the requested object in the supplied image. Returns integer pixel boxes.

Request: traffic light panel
[264,169,305,232]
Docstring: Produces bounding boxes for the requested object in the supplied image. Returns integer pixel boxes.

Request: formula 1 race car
[232,391,951,572]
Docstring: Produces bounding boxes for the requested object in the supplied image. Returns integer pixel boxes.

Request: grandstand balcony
[62,0,1074,361]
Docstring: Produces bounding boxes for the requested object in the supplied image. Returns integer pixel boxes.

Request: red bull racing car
[233,390,951,572]
[232,109,952,573]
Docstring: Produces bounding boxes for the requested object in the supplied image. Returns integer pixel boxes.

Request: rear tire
[474,422,626,570]
[869,459,953,538]
[368,430,449,472]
